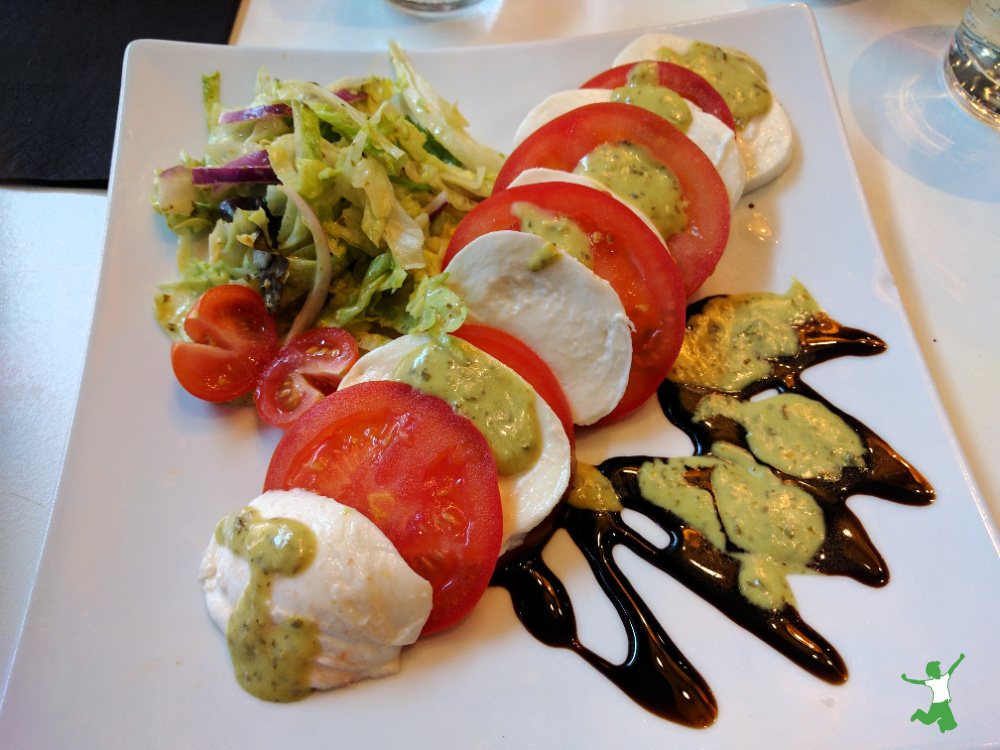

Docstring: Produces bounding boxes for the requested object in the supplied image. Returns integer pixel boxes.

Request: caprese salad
[156,32,800,707]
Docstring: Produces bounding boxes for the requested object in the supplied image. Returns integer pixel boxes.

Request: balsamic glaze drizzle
[492,294,935,727]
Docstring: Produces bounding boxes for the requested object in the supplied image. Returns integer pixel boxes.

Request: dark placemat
[1,0,242,188]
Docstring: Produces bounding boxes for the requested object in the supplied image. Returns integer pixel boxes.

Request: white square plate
[3,4,999,747]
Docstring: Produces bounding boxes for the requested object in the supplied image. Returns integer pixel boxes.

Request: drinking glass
[944,0,1000,126]
[385,0,485,15]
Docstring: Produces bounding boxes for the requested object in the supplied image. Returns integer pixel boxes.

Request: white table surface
[1,0,997,704]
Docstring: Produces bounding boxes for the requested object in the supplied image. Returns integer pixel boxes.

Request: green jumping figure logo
[901,653,965,733]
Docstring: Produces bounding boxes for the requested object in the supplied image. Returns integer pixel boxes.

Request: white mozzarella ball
[444,230,632,426]
[199,488,433,691]
[339,333,572,556]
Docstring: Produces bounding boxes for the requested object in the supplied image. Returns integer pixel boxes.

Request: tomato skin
[493,101,730,298]
[443,181,686,423]
[255,327,359,428]
[580,62,736,131]
[264,380,503,635]
[170,284,278,403]
[452,325,575,451]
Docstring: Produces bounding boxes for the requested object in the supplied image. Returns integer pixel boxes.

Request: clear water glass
[385,0,485,15]
[944,0,1000,126]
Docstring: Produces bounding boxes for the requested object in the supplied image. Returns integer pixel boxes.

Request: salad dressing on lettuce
[493,282,934,726]
[215,508,320,702]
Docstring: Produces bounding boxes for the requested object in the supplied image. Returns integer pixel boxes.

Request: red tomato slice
[493,101,730,298]
[255,327,359,428]
[170,284,278,403]
[264,380,503,635]
[580,61,737,131]
[452,325,575,451]
[443,181,686,424]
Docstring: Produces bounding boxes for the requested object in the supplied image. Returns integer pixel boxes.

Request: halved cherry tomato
[443,181,686,424]
[255,327,359,428]
[264,380,503,635]
[580,61,736,131]
[453,324,575,451]
[493,101,730,297]
[170,284,278,403]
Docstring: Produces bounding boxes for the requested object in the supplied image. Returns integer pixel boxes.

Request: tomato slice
[264,380,503,635]
[493,101,730,298]
[580,61,736,131]
[443,181,686,424]
[452,324,575,451]
[255,327,359,428]
[170,284,278,403]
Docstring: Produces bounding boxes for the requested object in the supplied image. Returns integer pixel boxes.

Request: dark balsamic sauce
[491,294,935,727]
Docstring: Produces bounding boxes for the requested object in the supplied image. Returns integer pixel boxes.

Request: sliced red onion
[191,166,279,185]
[425,190,449,219]
[224,150,272,168]
[218,103,293,125]
[279,185,335,343]
[191,151,278,185]
[333,88,367,104]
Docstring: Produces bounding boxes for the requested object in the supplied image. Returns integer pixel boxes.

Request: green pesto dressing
[694,392,866,480]
[567,462,624,512]
[393,336,541,476]
[574,141,688,240]
[667,281,823,392]
[609,61,693,132]
[525,240,563,272]
[512,202,594,269]
[655,41,772,129]
[638,443,825,610]
[215,507,320,702]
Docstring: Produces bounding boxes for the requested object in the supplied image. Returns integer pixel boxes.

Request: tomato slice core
[493,101,730,298]
[255,327,360,428]
[170,284,278,403]
[443,181,686,423]
[264,380,503,635]
[580,61,737,131]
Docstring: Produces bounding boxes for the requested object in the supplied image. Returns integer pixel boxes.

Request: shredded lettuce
[202,73,221,131]
[405,273,467,338]
[153,44,500,353]
[389,41,505,176]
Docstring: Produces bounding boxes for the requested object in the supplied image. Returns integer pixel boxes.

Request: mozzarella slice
[613,32,698,68]
[513,88,611,149]
[736,98,794,193]
[613,33,794,193]
[339,332,572,556]
[444,230,632,426]
[513,89,746,208]
[200,488,433,691]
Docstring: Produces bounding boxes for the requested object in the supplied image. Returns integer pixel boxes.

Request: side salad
[153,43,502,360]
